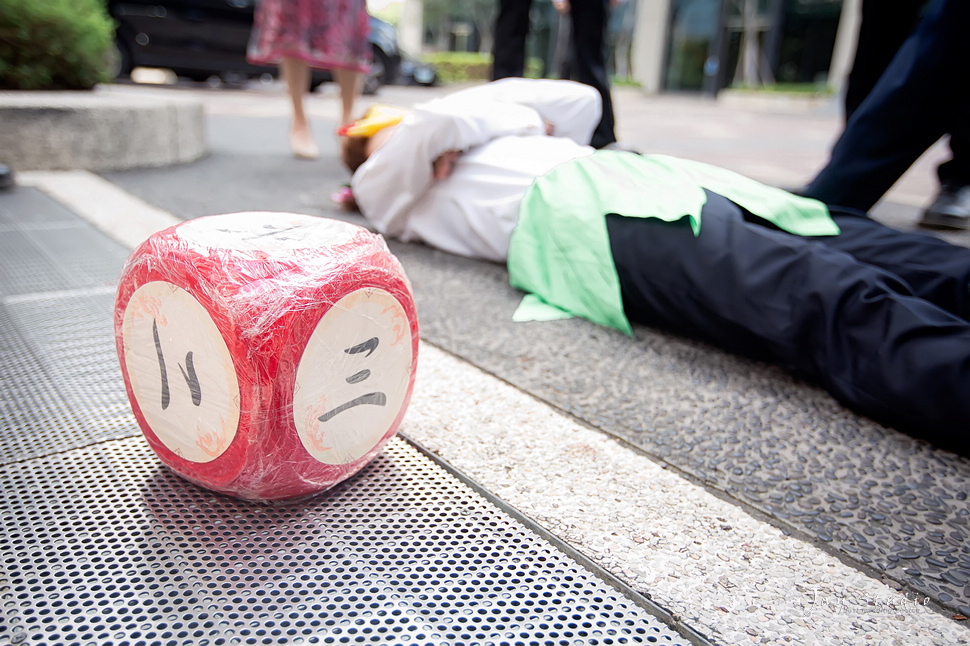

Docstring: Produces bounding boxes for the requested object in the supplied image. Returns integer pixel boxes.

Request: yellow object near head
[337,105,410,138]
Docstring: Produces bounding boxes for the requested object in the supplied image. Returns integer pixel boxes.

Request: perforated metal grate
[0,187,130,298]
[1,436,688,646]
[0,293,136,464]
[0,222,129,298]
[0,185,83,227]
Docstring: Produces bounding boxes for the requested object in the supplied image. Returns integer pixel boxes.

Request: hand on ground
[433,150,462,180]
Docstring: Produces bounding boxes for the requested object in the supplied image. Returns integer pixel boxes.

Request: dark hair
[341,136,371,173]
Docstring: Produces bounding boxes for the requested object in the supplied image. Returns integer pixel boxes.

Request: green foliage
[0,0,116,90]
[422,52,492,83]
[523,57,544,80]
[422,51,544,84]
[612,77,642,88]
[729,82,833,95]
[762,82,833,95]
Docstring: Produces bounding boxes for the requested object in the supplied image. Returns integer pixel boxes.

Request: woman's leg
[280,56,318,160]
[333,68,360,128]
[606,192,970,451]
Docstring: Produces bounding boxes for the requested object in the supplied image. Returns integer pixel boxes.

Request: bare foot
[290,126,319,160]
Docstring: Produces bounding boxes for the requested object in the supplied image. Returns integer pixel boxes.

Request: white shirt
[351,79,602,262]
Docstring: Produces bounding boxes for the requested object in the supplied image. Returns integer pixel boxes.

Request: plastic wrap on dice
[114,212,419,502]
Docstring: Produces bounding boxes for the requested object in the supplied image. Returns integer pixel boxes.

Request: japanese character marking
[345,336,379,357]
[318,336,387,423]
[152,318,202,410]
[152,319,170,409]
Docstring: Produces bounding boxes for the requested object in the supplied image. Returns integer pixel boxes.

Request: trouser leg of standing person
[568,0,616,148]
[802,0,967,212]
[606,192,970,451]
[492,0,533,80]
[843,0,924,121]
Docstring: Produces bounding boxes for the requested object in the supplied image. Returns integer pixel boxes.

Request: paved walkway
[6,79,970,645]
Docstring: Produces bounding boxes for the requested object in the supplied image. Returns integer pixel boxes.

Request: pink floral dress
[247,0,371,73]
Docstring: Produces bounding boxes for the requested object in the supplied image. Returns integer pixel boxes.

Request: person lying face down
[345,78,603,262]
[346,78,970,453]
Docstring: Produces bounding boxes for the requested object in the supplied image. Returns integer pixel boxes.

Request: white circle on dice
[293,288,413,465]
[122,281,240,463]
[176,212,358,252]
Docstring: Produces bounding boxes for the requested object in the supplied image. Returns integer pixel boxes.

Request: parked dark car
[107,0,427,94]
[398,51,437,87]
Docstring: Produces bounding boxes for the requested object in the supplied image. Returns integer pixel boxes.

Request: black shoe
[0,164,13,191]
[919,184,970,230]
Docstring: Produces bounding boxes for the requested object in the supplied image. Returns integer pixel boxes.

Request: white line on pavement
[19,170,182,250]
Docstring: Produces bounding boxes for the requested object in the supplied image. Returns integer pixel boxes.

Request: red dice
[114,212,419,501]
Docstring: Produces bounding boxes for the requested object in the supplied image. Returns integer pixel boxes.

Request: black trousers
[607,192,970,452]
[843,0,924,121]
[491,0,616,148]
[804,0,970,210]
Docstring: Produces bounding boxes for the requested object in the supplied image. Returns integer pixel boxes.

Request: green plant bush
[421,51,544,84]
[421,52,492,84]
[0,0,115,90]
[523,57,544,80]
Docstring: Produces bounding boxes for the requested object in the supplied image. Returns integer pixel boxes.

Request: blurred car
[397,51,437,87]
[107,0,408,94]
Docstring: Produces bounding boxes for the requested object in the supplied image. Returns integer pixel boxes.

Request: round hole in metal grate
[0,436,688,646]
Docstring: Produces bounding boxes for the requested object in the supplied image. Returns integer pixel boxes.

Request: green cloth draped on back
[508,152,840,335]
